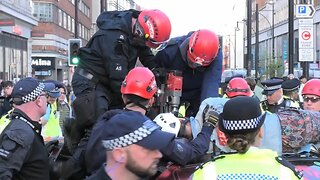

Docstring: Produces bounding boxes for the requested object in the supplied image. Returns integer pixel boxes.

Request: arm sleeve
[138,47,157,69]
[162,126,213,166]
[200,48,223,101]
[0,128,34,179]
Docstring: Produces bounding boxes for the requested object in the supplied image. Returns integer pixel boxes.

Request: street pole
[234,26,237,69]
[272,0,277,74]
[247,0,252,77]
[288,0,294,74]
[74,0,78,38]
[272,1,275,69]
[255,3,259,79]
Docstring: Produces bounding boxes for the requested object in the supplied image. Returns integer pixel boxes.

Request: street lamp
[269,0,275,65]
[234,22,240,69]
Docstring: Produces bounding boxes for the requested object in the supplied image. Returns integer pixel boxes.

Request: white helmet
[153,113,181,137]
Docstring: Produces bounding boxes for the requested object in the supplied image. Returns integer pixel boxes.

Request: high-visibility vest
[0,109,13,133]
[42,102,62,139]
[192,147,302,180]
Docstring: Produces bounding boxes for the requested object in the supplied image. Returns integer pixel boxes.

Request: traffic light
[68,39,82,66]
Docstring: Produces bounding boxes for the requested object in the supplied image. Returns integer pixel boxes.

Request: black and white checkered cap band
[102,120,160,150]
[264,84,281,91]
[222,114,263,131]
[21,83,45,103]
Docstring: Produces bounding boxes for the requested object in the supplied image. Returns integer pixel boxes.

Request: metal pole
[288,0,294,74]
[234,27,237,69]
[255,3,259,79]
[100,0,104,13]
[272,1,275,67]
[74,0,78,38]
[247,0,252,77]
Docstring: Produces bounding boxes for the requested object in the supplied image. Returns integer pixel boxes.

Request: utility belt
[75,67,99,85]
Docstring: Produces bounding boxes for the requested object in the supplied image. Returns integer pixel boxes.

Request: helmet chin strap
[125,100,149,112]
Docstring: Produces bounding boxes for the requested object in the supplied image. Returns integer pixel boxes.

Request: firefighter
[191,96,303,180]
[56,10,171,179]
[84,67,218,175]
[301,79,320,112]
[153,29,222,117]
[70,9,172,147]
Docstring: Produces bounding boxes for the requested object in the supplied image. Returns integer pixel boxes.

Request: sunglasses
[303,96,320,103]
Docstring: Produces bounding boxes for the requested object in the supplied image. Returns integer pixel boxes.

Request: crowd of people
[0,7,318,180]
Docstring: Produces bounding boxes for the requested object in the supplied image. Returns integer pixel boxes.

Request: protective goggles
[303,96,320,103]
[133,21,148,40]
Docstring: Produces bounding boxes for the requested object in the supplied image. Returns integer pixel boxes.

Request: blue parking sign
[298,6,306,14]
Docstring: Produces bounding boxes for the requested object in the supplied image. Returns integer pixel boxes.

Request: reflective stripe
[192,148,301,180]
[0,109,12,133]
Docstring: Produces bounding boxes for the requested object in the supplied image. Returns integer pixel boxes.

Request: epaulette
[195,155,225,170]
[275,156,303,179]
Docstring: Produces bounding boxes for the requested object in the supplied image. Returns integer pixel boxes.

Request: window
[58,9,62,26]
[33,2,53,22]
[71,18,75,33]
[68,15,71,31]
[63,12,67,29]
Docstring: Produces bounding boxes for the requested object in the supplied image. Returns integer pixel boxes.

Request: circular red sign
[301,31,311,40]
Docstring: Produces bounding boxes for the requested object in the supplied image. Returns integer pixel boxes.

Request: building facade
[31,0,92,83]
[247,0,320,77]
[0,0,37,82]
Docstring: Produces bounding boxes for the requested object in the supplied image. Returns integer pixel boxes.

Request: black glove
[45,139,59,154]
[202,105,219,128]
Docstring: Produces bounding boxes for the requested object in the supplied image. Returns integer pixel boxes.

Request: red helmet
[137,9,171,49]
[226,77,252,98]
[186,29,219,68]
[302,79,320,97]
[121,67,157,99]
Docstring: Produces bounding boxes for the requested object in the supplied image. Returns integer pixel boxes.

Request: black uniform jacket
[0,109,50,180]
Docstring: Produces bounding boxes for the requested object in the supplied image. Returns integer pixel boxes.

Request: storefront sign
[32,57,55,70]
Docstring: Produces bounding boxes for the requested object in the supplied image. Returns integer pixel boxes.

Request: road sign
[299,49,314,62]
[296,4,315,18]
[299,20,313,49]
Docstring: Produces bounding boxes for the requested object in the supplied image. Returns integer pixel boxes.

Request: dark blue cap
[12,77,55,105]
[43,80,63,98]
[281,78,300,92]
[261,79,283,96]
[101,111,175,151]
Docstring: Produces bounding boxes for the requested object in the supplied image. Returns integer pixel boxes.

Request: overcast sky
[135,0,246,38]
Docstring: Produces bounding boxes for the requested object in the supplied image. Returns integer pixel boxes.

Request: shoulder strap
[275,156,303,179]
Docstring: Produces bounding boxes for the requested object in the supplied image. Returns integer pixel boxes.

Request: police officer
[85,67,218,175]
[87,111,175,180]
[191,96,303,180]
[0,77,55,179]
[152,29,222,117]
[282,78,301,107]
[0,81,14,117]
[260,79,298,113]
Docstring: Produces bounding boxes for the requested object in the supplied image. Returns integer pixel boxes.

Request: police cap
[281,78,300,92]
[261,79,283,96]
